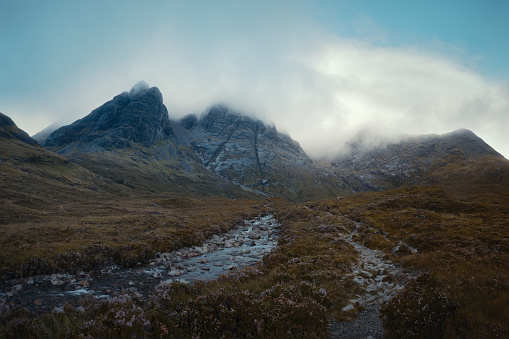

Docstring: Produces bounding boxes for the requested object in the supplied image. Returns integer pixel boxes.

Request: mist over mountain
[43,83,180,153]
[25,82,508,201]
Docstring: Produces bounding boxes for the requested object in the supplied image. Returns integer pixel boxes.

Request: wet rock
[128,281,136,286]
[168,270,181,277]
[52,306,64,313]
[26,277,34,286]
[248,231,261,240]
[342,304,355,312]
[50,274,65,286]
[11,285,23,295]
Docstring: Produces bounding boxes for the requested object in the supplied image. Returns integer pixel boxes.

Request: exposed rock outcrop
[44,82,186,154]
[329,129,505,193]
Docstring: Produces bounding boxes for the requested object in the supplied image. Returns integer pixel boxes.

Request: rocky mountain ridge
[328,128,506,196]
[9,82,509,201]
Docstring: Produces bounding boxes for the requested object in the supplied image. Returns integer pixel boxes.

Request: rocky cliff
[44,82,188,154]
[329,129,507,198]
[37,82,508,201]
[179,105,342,200]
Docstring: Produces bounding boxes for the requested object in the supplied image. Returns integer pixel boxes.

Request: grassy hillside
[308,186,509,337]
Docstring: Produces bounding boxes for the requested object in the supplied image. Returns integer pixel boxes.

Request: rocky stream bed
[1,215,417,338]
[329,223,417,339]
[0,215,280,314]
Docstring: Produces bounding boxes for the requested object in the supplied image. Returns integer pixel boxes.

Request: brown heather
[1,134,509,337]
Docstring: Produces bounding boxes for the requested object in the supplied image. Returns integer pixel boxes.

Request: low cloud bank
[4,2,508,158]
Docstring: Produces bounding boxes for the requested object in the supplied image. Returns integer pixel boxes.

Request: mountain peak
[128,81,150,97]
[44,82,172,153]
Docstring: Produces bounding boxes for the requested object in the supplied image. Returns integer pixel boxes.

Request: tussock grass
[2,180,508,337]
[1,198,360,338]
[0,192,271,280]
[309,186,509,338]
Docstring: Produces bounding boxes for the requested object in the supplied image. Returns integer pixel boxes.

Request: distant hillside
[31,122,61,144]
[0,113,38,145]
[0,112,126,224]
[42,84,260,199]
[23,81,509,202]
[328,129,509,199]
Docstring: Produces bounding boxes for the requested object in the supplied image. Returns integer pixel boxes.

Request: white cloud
[4,3,509,159]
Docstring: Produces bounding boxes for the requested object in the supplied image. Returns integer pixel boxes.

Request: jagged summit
[33,82,508,201]
[44,82,175,153]
[128,80,151,98]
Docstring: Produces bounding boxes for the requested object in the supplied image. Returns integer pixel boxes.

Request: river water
[0,214,280,314]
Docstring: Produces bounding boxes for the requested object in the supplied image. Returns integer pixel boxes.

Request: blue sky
[1,0,508,157]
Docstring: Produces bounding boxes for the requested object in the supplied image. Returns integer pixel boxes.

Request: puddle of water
[0,215,280,314]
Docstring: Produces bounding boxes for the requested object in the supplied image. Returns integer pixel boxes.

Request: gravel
[329,305,385,339]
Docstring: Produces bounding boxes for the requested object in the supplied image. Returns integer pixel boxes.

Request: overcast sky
[1,0,508,158]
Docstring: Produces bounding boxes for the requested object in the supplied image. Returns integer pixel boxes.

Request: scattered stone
[50,274,65,286]
[128,281,136,286]
[248,232,261,240]
[168,270,181,277]
[52,306,64,314]
[342,304,355,312]
[11,285,23,295]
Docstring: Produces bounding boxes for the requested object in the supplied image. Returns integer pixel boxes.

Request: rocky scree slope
[179,105,348,200]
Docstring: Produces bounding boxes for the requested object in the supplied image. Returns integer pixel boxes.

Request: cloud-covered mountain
[35,82,509,201]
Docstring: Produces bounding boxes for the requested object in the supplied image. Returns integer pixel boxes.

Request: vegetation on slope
[307,186,509,338]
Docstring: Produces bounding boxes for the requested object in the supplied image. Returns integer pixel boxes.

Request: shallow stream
[0,214,279,314]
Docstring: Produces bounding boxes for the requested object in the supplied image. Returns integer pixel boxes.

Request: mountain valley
[1,83,508,338]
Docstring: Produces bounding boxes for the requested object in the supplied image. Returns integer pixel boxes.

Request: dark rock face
[178,105,334,199]
[0,112,37,145]
[38,82,507,201]
[329,129,504,192]
[44,83,179,154]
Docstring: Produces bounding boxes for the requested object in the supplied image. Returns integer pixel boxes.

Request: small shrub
[381,275,456,339]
